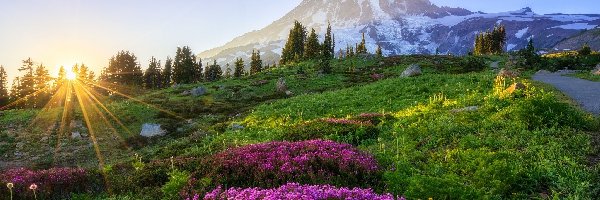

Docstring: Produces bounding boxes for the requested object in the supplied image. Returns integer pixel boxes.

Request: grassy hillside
[1,55,599,199]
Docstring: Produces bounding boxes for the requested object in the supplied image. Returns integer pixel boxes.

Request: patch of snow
[515,27,529,38]
[547,14,599,22]
[552,23,597,30]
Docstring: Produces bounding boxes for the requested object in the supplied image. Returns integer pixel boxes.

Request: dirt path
[533,71,600,115]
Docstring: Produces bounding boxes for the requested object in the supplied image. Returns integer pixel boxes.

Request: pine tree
[474,24,506,55]
[375,45,383,57]
[322,22,334,59]
[143,57,162,89]
[172,46,198,84]
[15,58,36,108]
[205,60,223,82]
[356,33,368,54]
[88,71,96,82]
[195,58,203,82]
[224,64,232,79]
[280,20,307,64]
[250,50,263,75]
[162,57,173,87]
[234,58,244,78]
[55,66,66,90]
[33,64,51,108]
[304,28,321,60]
[78,64,90,82]
[101,51,143,86]
[0,66,9,107]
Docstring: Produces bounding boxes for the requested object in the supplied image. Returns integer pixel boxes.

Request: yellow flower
[6,182,13,189]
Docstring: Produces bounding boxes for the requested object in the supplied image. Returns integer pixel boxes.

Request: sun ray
[26,82,69,129]
[0,84,54,110]
[89,82,185,120]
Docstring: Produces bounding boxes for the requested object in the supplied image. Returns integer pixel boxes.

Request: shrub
[161,170,190,200]
[283,118,378,145]
[208,140,380,188]
[202,183,397,200]
[0,167,102,199]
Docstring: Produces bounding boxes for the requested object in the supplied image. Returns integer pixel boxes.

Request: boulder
[182,87,207,97]
[276,77,288,93]
[498,68,519,79]
[401,64,422,77]
[231,123,244,131]
[489,61,500,69]
[140,123,166,138]
[71,131,82,139]
[592,64,600,75]
[451,106,479,113]
[285,90,294,96]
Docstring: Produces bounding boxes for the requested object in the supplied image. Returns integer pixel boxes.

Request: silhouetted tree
[375,45,383,57]
[234,58,244,78]
[172,46,198,84]
[205,60,223,82]
[0,66,8,107]
[224,64,232,79]
[162,57,173,87]
[322,23,334,59]
[579,43,592,56]
[101,51,143,86]
[250,50,262,75]
[143,56,163,89]
[33,64,51,108]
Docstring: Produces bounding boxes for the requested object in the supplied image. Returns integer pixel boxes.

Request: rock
[71,131,81,139]
[378,61,385,66]
[592,64,600,75]
[140,123,166,138]
[489,61,500,69]
[276,77,288,93]
[285,90,294,96]
[505,82,527,95]
[252,80,269,86]
[401,64,422,77]
[190,87,207,97]
[498,68,519,78]
[231,123,244,131]
[451,106,479,113]
[537,70,551,74]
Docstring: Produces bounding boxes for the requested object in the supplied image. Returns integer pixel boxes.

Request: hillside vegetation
[1,55,599,199]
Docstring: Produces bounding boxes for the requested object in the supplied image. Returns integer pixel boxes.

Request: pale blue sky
[0,0,599,82]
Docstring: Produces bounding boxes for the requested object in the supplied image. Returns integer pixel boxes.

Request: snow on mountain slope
[198,0,600,66]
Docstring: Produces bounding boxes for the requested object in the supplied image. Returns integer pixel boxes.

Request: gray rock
[401,64,422,77]
[140,123,166,138]
[451,106,479,113]
[285,90,294,96]
[490,61,500,69]
[276,77,288,93]
[71,131,82,139]
[231,123,244,131]
[592,64,600,75]
[190,87,207,97]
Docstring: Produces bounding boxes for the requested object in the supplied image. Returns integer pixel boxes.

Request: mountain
[198,0,600,65]
[553,27,600,51]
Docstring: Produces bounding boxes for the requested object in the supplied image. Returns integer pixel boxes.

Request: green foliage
[578,43,592,56]
[172,46,200,84]
[474,24,506,55]
[161,170,190,200]
[356,33,368,54]
[204,60,223,82]
[162,57,173,87]
[233,58,245,78]
[280,20,307,65]
[144,56,163,89]
[250,50,262,75]
[101,51,144,86]
[304,28,321,60]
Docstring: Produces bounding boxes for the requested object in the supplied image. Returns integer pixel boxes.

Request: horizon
[1,0,599,83]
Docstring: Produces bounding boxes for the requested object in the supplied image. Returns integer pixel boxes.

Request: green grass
[1,55,599,199]
[567,71,600,82]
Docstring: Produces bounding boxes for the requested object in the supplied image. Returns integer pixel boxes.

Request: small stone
[71,131,82,139]
[401,64,422,77]
[451,106,479,113]
[231,123,244,131]
[140,123,166,138]
[489,61,499,69]
[498,68,519,78]
[285,90,294,96]
[592,64,600,75]
[276,77,288,93]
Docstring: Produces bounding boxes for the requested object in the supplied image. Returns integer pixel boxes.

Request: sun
[66,69,77,80]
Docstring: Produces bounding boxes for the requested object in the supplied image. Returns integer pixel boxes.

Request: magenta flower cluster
[211,140,379,187]
[1,167,94,198]
[321,118,373,126]
[201,182,399,200]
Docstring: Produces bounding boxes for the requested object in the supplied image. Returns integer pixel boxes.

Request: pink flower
[29,183,37,190]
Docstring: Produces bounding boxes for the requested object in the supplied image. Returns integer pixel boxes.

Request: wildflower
[29,183,38,200]
[6,182,13,189]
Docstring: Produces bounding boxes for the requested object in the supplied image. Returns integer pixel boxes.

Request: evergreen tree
[143,56,162,89]
[224,64,232,79]
[322,22,334,59]
[304,28,321,60]
[234,58,244,78]
[78,64,89,81]
[55,66,66,90]
[172,46,198,84]
[15,58,36,108]
[375,45,383,57]
[162,57,173,87]
[205,60,223,82]
[0,66,8,107]
[250,50,262,75]
[474,24,506,55]
[101,51,143,86]
[280,21,307,64]
[356,33,368,54]
[195,58,203,82]
[88,71,96,82]
[33,64,51,108]
[579,43,592,56]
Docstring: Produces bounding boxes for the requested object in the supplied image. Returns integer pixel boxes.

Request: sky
[1,0,599,84]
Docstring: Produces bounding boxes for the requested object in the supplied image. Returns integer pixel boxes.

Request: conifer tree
[195,58,203,82]
[172,46,198,84]
[234,58,244,78]
[375,45,383,57]
[162,57,173,87]
[88,71,96,82]
[473,24,506,55]
[250,50,263,75]
[205,60,223,82]
[143,57,162,89]
[0,66,8,107]
[280,21,307,64]
[304,28,321,60]
[78,64,89,81]
[15,58,36,108]
[356,33,368,54]
[224,64,232,79]
[33,64,51,108]
[55,66,66,90]
[101,51,143,86]
[322,23,334,59]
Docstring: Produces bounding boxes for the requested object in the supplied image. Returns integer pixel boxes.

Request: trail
[533,71,600,115]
